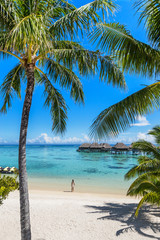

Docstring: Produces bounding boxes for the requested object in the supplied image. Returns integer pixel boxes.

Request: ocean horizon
[0,143,132,146]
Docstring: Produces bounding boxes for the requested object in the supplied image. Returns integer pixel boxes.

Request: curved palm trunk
[19,64,35,240]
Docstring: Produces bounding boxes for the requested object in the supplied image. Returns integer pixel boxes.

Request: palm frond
[44,58,84,104]
[0,64,24,113]
[125,127,160,216]
[148,126,160,144]
[128,180,159,197]
[99,54,125,88]
[0,0,15,31]
[127,171,160,195]
[134,0,160,48]
[0,49,22,61]
[132,140,160,159]
[5,14,50,53]
[35,67,67,134]
[90,82,160,139]
[45,48,125,88]
[124,157,160,180]
[50,0,117,38]
[135,192,160,217]
[89,22,160,77]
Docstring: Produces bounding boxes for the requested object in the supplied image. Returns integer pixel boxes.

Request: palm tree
[125,126,160,216]
[0,0,125,239]
[89,0,160,139]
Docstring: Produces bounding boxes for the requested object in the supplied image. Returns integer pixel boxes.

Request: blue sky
[0,0,158,144]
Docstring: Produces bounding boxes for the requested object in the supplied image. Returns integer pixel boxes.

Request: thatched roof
[90,143,101,149]
[79,143,91,149]
[112,142,129,150]
[100,143,112,149]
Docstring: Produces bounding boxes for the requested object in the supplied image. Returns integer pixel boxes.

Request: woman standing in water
[71,179,75,192]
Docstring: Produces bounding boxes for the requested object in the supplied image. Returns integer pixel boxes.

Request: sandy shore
[0,190,160,240]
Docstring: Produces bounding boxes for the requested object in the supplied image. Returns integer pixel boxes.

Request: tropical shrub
[0,174,19,205]
[125,126,160,216]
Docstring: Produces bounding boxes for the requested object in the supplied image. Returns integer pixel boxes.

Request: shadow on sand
[85,202,160,239]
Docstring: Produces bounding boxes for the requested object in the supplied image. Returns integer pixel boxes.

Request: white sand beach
[0,190,160,240]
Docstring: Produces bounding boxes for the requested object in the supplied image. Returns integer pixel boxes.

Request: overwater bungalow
[112,142,129,153]
[78,143,91,152]
[89,143,102,151]
[78,142,139,153]
[78,142,102,152]
[100,143,112,151]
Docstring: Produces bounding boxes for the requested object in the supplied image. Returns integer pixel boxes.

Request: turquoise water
[0,145,138,194]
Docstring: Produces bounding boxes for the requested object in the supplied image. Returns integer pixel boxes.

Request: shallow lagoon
[0,145,138,194]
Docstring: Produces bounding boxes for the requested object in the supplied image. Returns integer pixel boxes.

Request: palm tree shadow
[85,202,160,239]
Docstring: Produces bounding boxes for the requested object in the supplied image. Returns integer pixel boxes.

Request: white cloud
[0,137,7,144]
[137,132,155,143]
[106,130,155,144]
[131,116,150,127]
[25,128,155,145]
[107,135,137,144]
[82,133,90,142]
[27,133,91,144]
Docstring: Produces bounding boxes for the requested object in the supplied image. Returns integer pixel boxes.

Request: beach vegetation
[0,174,19,205]
[90,0,160,139]
[0,0,124,239]
[125,126,160,216]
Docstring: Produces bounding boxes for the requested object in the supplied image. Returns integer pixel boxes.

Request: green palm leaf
[125,157,160,180]
[44,58,84,104]
[127,161,160,178]
[125,128,160,216]
[90,82,160,139]
[0,0,15,30]
[0,64,24,113]
[148,126,160,144]
[89,22,160,77]
[44,82,68,134]
[135,192,160,217]
[35,68,67,134]
[126,172,160,195]
[128,180,159,197]
[134,0,160,48]
[132,140,160,159]
[6,14,49,53]
[50,0,117,38]
[47,48,125,88]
